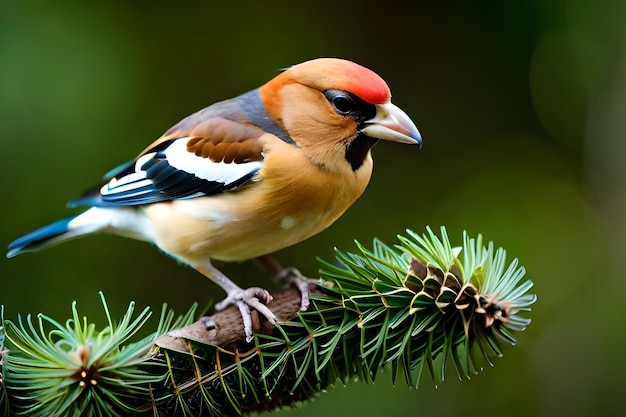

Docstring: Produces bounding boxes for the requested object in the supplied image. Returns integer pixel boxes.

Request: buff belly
[142,145,372,264]
[142,190,349,263]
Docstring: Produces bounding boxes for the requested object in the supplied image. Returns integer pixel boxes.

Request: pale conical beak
[360,102,422,148]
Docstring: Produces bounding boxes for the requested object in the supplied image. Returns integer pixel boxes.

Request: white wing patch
[163,139,263,185]
[95,137,263,205]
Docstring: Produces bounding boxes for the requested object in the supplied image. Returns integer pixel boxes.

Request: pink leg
[195,262,276,343]
[256,255,311,311]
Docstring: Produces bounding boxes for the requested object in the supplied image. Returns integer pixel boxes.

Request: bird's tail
[7,207,119,258]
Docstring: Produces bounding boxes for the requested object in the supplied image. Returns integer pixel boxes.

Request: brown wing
[139,96,265,163]
[69,98,268,208]
[185,119,264,163]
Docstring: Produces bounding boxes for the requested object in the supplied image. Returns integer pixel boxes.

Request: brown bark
[154,285,320,352]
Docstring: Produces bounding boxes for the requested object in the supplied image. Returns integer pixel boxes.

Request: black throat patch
[345,134,379,171]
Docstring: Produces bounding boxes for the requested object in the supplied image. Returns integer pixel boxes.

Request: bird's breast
[144,145,373,263]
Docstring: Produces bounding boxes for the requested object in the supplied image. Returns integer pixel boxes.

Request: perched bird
[7,58,422,341]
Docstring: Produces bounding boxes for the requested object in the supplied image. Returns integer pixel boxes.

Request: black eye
[332,95,355,113]
[326,90,357,115]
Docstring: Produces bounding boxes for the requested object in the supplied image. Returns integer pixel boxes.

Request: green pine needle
[0,311,9,416]
[0,227,536,416]
[1,293,197,416]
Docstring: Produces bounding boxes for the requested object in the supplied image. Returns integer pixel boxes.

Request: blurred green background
[1,0,625,416]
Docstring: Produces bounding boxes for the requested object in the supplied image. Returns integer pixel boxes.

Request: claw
[216,286,276,343]
[275,268,311,311]
[193,262,279,343]
[256,256,311,311]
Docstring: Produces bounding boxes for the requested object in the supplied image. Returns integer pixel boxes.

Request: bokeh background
[1,1,625,416]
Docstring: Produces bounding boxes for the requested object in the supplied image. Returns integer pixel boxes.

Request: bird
[7,58,422,341]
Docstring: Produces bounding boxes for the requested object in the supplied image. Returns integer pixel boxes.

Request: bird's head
[259,58,422,172]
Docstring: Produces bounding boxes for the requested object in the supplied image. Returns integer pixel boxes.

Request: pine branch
[0,227,536,416]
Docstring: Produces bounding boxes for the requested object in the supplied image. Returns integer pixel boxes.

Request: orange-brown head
[259,58,421,172]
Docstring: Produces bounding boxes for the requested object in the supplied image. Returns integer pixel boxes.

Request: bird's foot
[215,286,276,343]
[272,267,311,311]
[256,256,313,312]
